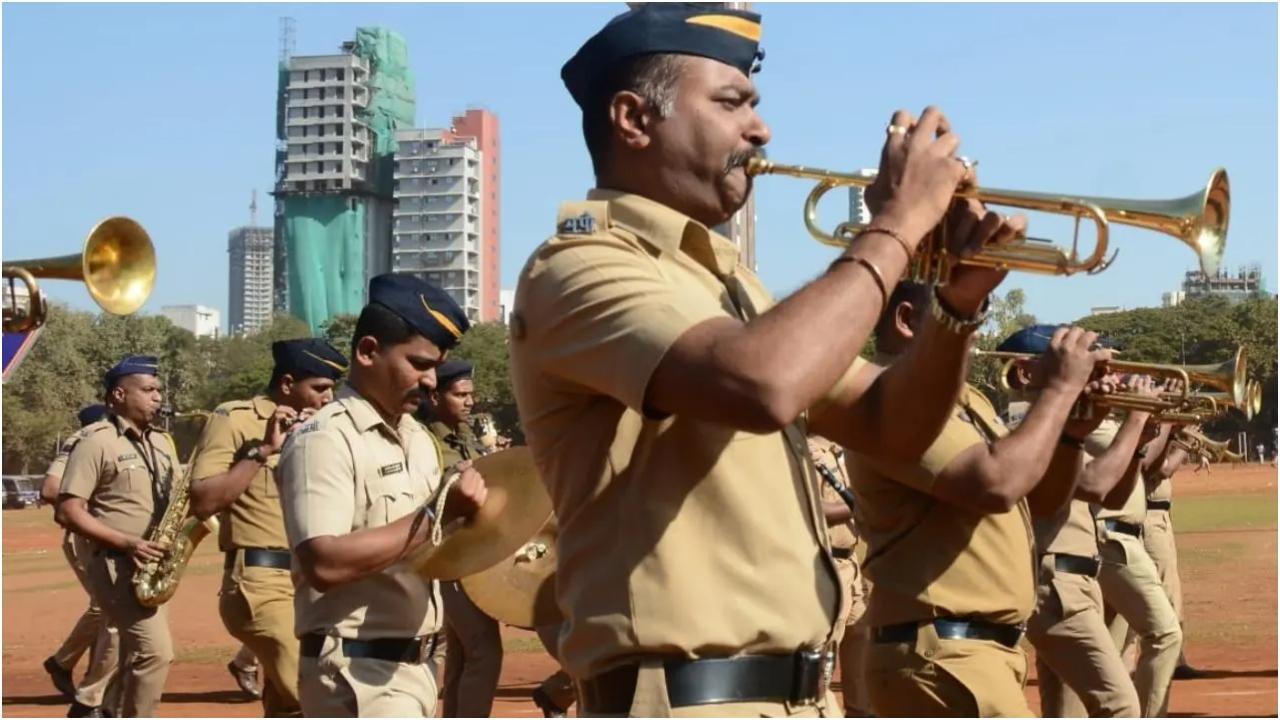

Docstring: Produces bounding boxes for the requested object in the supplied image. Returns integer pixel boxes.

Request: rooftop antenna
[250,189,258,227]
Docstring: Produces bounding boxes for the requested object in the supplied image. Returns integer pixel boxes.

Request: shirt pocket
[110,458,149,493]
[364,472,418,526]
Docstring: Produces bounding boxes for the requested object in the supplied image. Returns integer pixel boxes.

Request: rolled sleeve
[279,428,356,549]
[1084,418,1122,457]
[523,237,723,413]
[190,411,239,481]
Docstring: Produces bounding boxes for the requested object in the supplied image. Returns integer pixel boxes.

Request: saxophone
[133,413,219,608]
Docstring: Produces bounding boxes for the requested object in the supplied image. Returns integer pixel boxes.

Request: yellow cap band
[685,14,762,42]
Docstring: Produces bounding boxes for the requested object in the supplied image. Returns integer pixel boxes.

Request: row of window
[290,67,350,83]
[288,105,347,120]
[290,86,346,101]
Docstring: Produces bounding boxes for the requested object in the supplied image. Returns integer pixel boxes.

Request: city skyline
[3,3,1275,329]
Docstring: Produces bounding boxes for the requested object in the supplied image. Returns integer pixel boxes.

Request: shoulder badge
[559,211,596,235]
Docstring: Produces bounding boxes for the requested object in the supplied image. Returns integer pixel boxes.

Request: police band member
[279,274,486,718]
[42,404,121,718]
[848,289,1114,716]
[1095,420,1184,716]
[188,338,348,717]
[1001,327,1162,718]
[55,356,179,718]
[511,5,1024,715]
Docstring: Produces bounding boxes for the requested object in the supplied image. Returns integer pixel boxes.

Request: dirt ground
[3,464,1274,718]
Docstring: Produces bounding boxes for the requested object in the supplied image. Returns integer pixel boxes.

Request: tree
[320,314,358,356]
[450,322,522,442]
[970,287,1038,410]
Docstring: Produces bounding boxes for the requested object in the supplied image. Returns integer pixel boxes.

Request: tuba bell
[3,216,156,333]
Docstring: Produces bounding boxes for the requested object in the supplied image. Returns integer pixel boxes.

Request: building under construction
[1163,263,1268,307]
[274,24,416,331]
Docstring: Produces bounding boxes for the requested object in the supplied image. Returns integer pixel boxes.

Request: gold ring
[886,124,909,137]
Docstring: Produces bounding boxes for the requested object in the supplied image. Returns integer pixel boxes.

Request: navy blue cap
[437,359,474,389]
[272,338,348,381]
[997,324,1118,354]
[562,3,764,109]
[77,404,107,427]
[368,273,470,351]
[104,355,159,391]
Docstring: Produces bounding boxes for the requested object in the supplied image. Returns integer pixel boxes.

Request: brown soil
[4,464,1275,717]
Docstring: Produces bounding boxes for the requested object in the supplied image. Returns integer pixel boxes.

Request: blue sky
[3,3,1276,329]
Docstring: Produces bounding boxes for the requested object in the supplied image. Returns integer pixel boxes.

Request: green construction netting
[285,196,366,327]
[283,27,416,332]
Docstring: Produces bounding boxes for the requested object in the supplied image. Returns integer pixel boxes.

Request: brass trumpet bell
[2,216,156,333]
[743,156,1229,282]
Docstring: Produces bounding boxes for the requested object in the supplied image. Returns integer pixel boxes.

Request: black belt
[300,633,436,664]
[832,547,855,560]
[1147,500,1172,512]
[1103,519,1144,538]
[873,618,1024,649]
[225,548,292,570]
[1049,553,1101,577]
[579,651,830,714]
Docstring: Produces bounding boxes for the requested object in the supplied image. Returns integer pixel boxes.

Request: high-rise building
[450,110,502,322]
[228,226,275,335]
[392,128,483,322]
[274,27,414,332]
[162,305,221,339]
[392,109,501,324]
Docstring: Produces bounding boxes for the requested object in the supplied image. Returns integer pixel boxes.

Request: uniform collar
[586,189,741,277]
[110,412,150,441]
[336,385,416,440]
[251,395,277,420]
[427,420,458,440]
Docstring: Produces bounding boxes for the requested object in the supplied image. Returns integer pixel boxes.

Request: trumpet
[1172,427,1239,463]
[972,348,1249,419]
[743,155,1229,284]
[2,217,156,333]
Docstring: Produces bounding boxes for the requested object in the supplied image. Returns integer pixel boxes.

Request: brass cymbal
[461,517,562,629]
[412,446,551,581]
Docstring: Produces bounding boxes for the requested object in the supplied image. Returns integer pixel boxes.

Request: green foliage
[970,287,1038,410]
[320,313,359,357]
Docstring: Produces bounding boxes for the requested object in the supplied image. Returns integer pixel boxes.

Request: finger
[931,131,961,159]
[884,108,915,156]
[1050,326,1070,352]
[991,214,1028,246]
[1080,330,1099,351]
[1060,326,1084,351]
[960,208,1003,258]
[911,106,945,148]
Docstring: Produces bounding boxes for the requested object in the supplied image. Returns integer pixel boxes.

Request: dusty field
[3,464,1275,717]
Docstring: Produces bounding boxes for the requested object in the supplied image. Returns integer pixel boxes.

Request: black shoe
[66,702,102,718]
[1174,664,1211,680]
[43,656,77,700]
[531,687,567,718]
[227,660,262,699]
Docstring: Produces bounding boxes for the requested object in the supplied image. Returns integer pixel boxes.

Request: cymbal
[412,446,551,581]
[461,517,562,629]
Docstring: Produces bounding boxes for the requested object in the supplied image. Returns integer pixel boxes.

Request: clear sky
[4,3,1275,328]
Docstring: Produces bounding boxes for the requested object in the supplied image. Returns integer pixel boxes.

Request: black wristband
[235,439,267,464]
[1059,433,1086,450]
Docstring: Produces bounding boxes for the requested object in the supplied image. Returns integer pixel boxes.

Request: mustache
[725,147,766,175]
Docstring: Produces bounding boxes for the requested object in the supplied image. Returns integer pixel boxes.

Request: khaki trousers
[1097,529,1182,717]
[865,623,1031,717]
[440,580,503,717]
[219,554,300,717]
[86,550,173,718]
[1027,556,1140,718]
[834,556,870,714]
[1142,510,1187,664]
[54,532,121,709]
[298,636,438,718]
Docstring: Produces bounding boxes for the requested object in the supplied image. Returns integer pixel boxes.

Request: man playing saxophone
[189,338,348,717]
[55,355,178,718]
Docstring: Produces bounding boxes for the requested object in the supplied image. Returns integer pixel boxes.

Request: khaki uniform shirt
[509,190,845,679]
[1147,476,1173,503]
[59,415,178,538]
[1090,420,1147,524]
[1035,499,1100,558]
[814,444,858,552]
[279,385,443,640]
[46,425,100,479]
[849,385,1036,627]
[190,396,287,551]
[425,420,484,470]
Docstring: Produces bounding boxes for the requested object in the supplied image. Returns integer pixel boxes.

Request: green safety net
[283,27,416,332]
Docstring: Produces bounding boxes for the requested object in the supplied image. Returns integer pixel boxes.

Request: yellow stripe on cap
[420,296,463,339]
[302,350,348,373]
[685,14,761,42]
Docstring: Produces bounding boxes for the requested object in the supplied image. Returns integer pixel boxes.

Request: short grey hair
[583,53,686,175]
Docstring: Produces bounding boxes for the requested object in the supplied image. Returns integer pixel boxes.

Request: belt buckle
[792,649,827,704]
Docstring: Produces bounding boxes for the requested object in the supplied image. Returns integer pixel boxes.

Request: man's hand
[124,536,170,566]
[1039,327,1112,395]
[442,465,488,523]
[864,107,970,245]
[262,406,313,456]
[1063,372,1123,439]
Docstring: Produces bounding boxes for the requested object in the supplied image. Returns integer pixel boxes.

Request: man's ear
[278,373,295,397]
[609,90,656,151]
[894,301,917,340]
[353,336,379,367]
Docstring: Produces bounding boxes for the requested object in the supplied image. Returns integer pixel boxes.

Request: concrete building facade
[228,226,274,335]
[162,305,221,339]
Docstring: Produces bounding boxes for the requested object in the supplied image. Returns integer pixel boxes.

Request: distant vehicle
[2,476,43,509]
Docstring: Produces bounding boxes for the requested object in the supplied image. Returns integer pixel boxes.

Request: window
[336,68,345,81]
